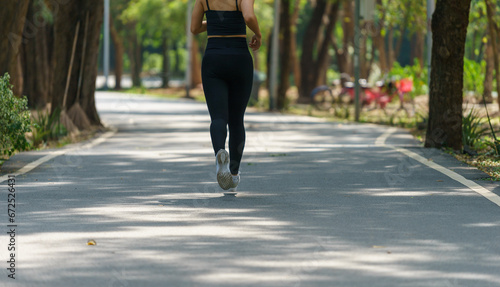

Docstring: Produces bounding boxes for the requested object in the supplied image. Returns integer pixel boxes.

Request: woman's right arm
[241,0,262,51]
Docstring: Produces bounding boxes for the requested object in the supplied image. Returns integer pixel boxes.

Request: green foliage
[389,59,428,99]
[121,0,188,45]
[30,108,67,148]
[462,108,489,148]
[481,90,500,155]
[142,52,162,74]
[466,0,488,60]
[0,74,32,156]
[377,0,427,37]
[463,57,486,96]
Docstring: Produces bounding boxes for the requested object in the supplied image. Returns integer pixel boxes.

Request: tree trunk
[483,38,494,103]
[173,41,180,76]
[315,1,340,86]
[127,23,142,87]
[411,31,425,68]
[277,0,292,110]
[485,0,500,110]
[340,0,353,76]
[425,0,472,150]
[51,0,104,127]
[374,0,388,74]
[290,0,301,90]
[161,35,170,88]
[191,37,202,88]
[0,0,30,95]
[332,35,350,78]
[22,0,52,109]
[470,30,477,60]
[360,28,368,79]
[387,26,395,70]
[266,31,273,90]
[298,0,328,102]
[110,15,123,90]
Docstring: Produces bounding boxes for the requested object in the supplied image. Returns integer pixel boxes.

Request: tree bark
[126,22,142,87]
[51,0,104,126]
[340,0,353,76]
[277,0,292,110]
[387,26,395,70]
[483,37,494,103]
[191,37,202,88]
[315,1,340,86]
[425,0,472,150]
[266,31,273,90]
[298,0,328,102]
[374,0,388,74]
[290,0,301,91]
[173,41,180,76]
[110,14,123,90]
[360,27,368,79]
[485,0,500,110]
[22,0,52,109]
[411,31,425,68]
[161,35,170,88]
[0,0,30,95]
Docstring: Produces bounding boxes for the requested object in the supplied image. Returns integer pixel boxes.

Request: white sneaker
[228,172,240,192]
[216,149,232,190]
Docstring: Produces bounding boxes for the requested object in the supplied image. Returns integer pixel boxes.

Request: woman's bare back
[202,0,242,11]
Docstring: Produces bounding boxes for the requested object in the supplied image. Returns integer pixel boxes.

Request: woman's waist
[205,37,249,49]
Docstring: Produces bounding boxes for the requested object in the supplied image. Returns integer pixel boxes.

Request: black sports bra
[205,0,246,36]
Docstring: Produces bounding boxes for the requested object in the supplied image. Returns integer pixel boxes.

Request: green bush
[462,108,488,149]
[463,57,486,97]
[0,73,31,156]
[31,107,66,148]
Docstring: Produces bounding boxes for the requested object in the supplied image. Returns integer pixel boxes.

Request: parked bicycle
[311,75,414,115]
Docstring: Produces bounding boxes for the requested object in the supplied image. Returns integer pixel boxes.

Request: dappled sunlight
[463,221,500,228]
[5,93,500,286]
[351,188,480,198]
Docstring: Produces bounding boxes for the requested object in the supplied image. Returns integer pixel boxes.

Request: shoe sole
[216,150,233,190]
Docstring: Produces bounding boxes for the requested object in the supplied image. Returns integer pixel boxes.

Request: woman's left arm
[191,0,207,35]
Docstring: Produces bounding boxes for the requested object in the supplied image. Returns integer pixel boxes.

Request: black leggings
[202,37,254,175]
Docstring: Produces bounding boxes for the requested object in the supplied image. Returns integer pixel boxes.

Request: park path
[1,91,500,287]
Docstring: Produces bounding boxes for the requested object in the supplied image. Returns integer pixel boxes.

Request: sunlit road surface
[1,91,499,287]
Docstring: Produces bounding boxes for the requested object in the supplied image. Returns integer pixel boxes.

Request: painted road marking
[376,128,500,208]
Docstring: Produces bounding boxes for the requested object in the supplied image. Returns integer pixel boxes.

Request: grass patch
[454,154,500,181]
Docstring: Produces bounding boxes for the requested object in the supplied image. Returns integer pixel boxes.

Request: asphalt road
[1,91,500,287]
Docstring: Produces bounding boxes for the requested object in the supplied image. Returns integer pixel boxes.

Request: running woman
[191,0,262,192]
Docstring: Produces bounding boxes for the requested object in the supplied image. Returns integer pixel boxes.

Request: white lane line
[0,128,117,184]
[391,146,500,207]
[378,127,500,207]
[375,127,398,146]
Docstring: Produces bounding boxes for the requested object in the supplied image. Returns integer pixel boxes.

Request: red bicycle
[311,77,414,113]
